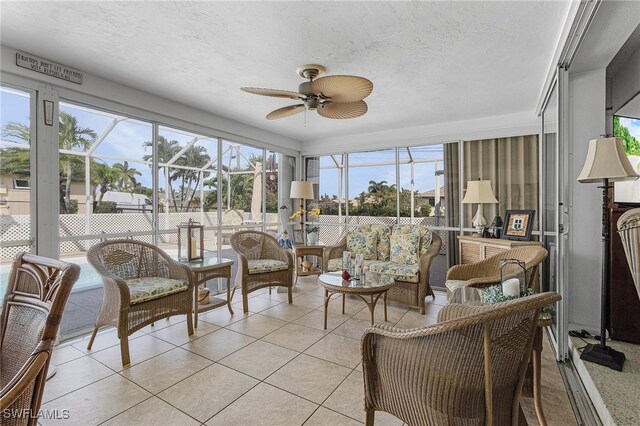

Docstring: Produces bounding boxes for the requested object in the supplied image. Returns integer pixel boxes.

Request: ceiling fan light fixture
[243,64,373,121]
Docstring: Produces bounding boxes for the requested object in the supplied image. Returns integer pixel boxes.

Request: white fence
[0,212,279,260]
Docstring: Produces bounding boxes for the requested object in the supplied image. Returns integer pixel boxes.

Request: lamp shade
[462,180,498,204]
[577,137,639,183]
[290,181,314,199]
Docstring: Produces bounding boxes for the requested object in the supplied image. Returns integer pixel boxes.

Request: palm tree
[2,121,30,143]
[59,111,97,211]
[91,163,116,206]
[173,145,210,211]
[144,136,180,211]
[112,161,142,190]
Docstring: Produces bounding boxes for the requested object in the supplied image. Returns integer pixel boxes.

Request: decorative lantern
[177,219,204,262]
[499,258,527,297]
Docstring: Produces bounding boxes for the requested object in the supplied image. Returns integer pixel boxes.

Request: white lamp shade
[290,181,314,199]
[462,180,498,204]
[578,137,639,183]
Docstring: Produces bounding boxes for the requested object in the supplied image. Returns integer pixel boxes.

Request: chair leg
[287,286,293,304]
[243,292,249,314]
[186,311,194,336]
[120,334,131,368]
[365,410,375,426]
[86,326,99,350]
[269,286,272,294]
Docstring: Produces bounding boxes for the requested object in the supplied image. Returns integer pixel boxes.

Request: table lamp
[577,136,639,371]
[289,180,314,236]
[462,179,498,236]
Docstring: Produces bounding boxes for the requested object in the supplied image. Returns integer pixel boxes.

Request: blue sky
[620,116,640,139]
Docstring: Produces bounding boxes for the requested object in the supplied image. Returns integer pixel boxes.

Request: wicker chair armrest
[436,303,487,322]
[236,252,250,276]
[445,257,500,281]
[418,235,441,275]
[166,259,194,290]
[463,276,502,288]
[262,236,289,263]
[323,238,347,271]
[285,249,294,269]
[0,351,49,410]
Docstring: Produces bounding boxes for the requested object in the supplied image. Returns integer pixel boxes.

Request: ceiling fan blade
[317,100,368,119]
[241,87,306,100]
[310,75,373,102]
[266,104,306,120]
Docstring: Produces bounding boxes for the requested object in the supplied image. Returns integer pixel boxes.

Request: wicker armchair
[362,291,561,426]
[445,246,548,297]
[87,239,194,367]
[230,230,294,313]
[324,231,442,314]
[1,253,79,426]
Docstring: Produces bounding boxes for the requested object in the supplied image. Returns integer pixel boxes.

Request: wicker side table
[290,244,325,285]
[179,256,235,328]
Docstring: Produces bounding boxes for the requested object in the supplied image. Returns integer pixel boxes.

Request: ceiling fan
[241,64,373,120]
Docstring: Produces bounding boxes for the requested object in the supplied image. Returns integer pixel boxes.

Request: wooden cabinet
[457,235,542,264]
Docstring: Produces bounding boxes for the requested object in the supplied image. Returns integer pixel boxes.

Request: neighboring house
[0,174,94,215]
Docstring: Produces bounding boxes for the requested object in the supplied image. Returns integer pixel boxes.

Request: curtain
[462,135,539,229]
[444,143,460,265]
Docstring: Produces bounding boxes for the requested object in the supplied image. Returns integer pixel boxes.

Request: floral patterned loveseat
[323,224,441,314]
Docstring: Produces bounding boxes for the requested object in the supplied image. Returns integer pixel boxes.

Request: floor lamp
[577,136,639,371]
[289,180,314,242]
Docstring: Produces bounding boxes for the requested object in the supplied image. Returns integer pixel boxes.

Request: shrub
[94,201,117,213]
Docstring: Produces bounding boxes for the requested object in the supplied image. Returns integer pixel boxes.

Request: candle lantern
[499,258,527,297]
[177,219,204,262]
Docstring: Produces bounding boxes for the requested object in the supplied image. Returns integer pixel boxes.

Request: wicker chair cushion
[357,224,392,261]
[247,259,289,275]
[368,262,419,283]
[347,231,378,260]
[392,224,433,254]
[326,258,386,272]
[126,277,189,305]
[390,232,420,265]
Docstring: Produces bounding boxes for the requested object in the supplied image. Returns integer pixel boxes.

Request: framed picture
[292,229,304,245]
[502,210,535,241]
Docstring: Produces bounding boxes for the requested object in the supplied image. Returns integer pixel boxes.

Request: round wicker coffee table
[318,272,395,329]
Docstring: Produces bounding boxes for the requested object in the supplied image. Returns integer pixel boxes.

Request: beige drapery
[445,135,539,231]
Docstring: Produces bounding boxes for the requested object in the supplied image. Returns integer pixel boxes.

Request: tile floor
[43,276,576,425]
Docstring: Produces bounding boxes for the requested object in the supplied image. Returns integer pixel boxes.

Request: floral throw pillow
[347,231,377,260]
[390,232,419,265]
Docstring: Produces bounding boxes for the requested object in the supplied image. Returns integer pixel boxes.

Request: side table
[180,256,235,328]
[291,244,325,285]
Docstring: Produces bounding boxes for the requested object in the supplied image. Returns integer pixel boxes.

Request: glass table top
[175,255,234,270]
[318,271,394,290]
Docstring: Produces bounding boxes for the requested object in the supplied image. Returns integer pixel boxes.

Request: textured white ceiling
[0,1,571,144]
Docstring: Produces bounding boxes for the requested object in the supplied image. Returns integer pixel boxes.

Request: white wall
[567,68,606,333]
[0,45,301,156]
[611,46,640,115]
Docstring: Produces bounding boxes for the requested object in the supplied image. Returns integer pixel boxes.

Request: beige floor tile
[266,354,351,404]
[40,375,150,425]
[181,328,255,361]
[304,407,362,426]
[333,317,376,340]
[260,302,314,322]
[150,319,219,345]
[90,334,175,371]
[294,308,349,331]
[158,363,258,423]
[219,340,298,380]
[324,294,367,316]
[262,323,327,351]
[206,382,318,426]
[71,327,130,354]
[292,293,326,309]
[102,396,200,426]
[323,370,365,421]
[304,333,361,369]
[225,313,289,338]
[431,291,449,306]
[120,347,212,393]
[199,307,252,326]
[232,296,284,313]
[42,355,114,403]
[51,344,85,366]
[255,289,293,302]
[351,302,408,324]
[139,315,188,333]
[394,311,438,329]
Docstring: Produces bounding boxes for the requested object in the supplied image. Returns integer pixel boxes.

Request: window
[13,178,30,189]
